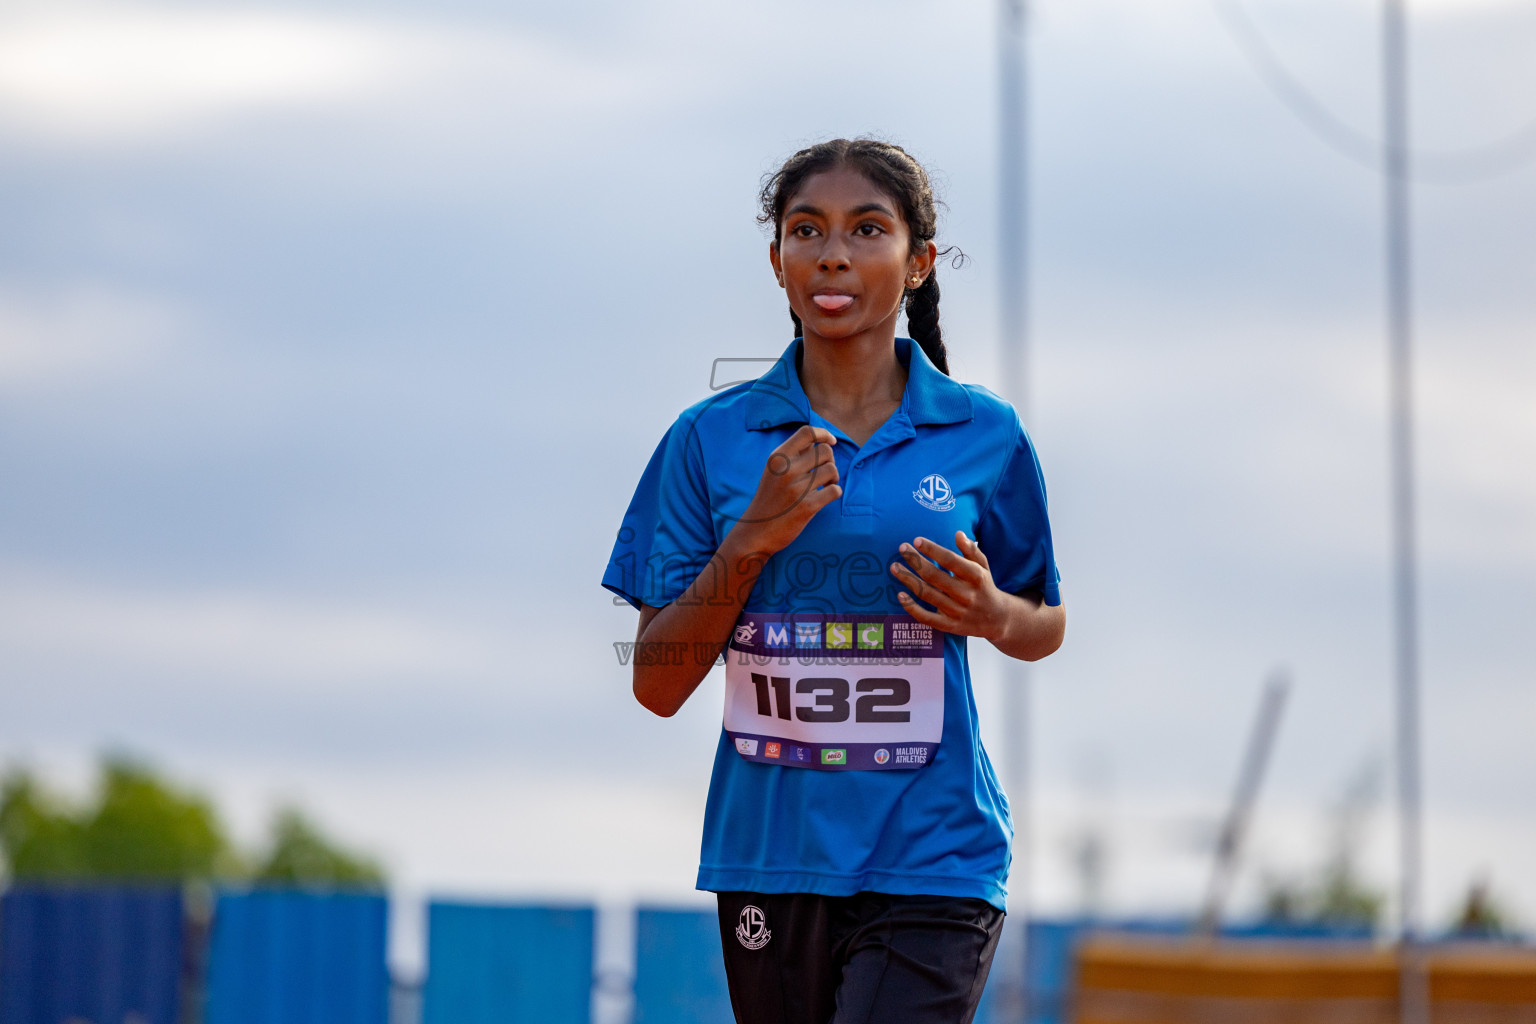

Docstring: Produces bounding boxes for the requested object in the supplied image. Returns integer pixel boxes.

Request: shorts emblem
[736,904,771,950]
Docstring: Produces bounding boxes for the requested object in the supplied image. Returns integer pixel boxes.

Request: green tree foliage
[0,757,230,881]
[0,773,91,878]
[1451,875,1516,939]
[1259,868,1383,928]
[1313,859,1384,926]
[0,757,384,888]
[254,808,384,889]
[1259,760,1385,929]
[84,759,231,879]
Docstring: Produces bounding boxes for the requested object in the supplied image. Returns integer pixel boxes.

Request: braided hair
[758,138,958,376]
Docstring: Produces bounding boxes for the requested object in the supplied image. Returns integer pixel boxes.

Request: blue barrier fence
[204,889,389,1024]
[0,884,1402,1024]
[0,884,183,1024]
[632,907,731,1024]
[421,902,594,1024]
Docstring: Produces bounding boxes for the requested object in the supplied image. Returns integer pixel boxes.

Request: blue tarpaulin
[203,889,388,1024]
[421,901,593,1024]
[632,907,732,1024]
[973,919,1073,1024]
[0,884,183,1024]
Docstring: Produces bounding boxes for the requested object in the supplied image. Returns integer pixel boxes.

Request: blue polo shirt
[602,337,1060,909]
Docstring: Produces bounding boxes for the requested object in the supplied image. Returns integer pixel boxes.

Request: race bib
[723,612,945,771]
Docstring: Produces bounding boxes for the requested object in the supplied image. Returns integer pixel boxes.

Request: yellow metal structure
[1074,934,1536,1023]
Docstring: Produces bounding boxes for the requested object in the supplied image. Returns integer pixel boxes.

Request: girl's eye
[792,223,817,238]
[856,223,884,237]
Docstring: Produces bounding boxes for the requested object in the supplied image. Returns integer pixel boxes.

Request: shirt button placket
[845,455,873,513]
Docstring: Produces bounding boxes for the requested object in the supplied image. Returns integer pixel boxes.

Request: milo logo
[820,749,847,765]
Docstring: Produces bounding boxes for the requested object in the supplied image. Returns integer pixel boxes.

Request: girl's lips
[811,294,855,312]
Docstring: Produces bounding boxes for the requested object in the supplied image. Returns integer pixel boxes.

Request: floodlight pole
[998,0,1031,1021]
[1381,1,1428,1022]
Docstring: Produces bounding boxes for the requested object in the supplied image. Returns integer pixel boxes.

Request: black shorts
[715,890,1004,1024]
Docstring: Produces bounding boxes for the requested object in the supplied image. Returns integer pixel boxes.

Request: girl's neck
[798,323,907,446]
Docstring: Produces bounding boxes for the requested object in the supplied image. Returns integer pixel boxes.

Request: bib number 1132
[723,612,944,771]
[749,674,911,724]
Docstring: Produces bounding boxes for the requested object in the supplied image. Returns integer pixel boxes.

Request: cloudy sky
[2,0,1532,971]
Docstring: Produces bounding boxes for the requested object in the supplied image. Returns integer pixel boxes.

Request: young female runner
[602,138,1064,1024]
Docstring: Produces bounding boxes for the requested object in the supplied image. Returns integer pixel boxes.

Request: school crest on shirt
[736,905,771,950]
[913,473,956,511]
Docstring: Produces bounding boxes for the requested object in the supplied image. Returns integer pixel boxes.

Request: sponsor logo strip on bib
[724,613,943,771]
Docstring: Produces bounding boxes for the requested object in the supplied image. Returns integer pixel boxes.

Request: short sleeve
[974,416,1061,606]
[601,413,720,610]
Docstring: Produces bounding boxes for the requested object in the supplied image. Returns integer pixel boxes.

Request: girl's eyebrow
[784,201,896,219]
[849,202,896,217]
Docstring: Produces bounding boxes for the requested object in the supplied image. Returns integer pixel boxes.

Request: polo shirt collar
[744,337,973,431]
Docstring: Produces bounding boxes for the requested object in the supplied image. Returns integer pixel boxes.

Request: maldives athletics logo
[736,905,771,950]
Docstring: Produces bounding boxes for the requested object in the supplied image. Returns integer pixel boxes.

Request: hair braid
[903,271,948,375]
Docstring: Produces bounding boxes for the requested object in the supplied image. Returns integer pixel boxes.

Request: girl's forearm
[987,591,1066,663]
[631,531,770,717]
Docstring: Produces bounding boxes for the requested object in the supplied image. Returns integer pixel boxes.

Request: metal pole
[1197,672,1290,936]
[1381,2,1428,1022]
[998,0,1031,1020]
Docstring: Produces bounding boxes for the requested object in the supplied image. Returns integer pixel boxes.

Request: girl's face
[769,166,936,343]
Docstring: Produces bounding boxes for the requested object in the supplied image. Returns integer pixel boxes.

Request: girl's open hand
[890,532,1008,641]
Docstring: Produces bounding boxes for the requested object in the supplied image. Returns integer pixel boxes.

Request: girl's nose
[818,246,850,272]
